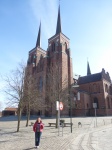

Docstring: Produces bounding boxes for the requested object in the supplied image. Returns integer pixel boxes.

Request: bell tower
[48,5,73,86]
[46,5,73,115]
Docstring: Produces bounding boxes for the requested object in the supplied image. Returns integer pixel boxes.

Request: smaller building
[72,63,112,116]
[2,107,18,116]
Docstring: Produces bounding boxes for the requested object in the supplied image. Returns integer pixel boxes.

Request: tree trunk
[26,103,30,127]
[17,107,22,132]
[56,110,58,128]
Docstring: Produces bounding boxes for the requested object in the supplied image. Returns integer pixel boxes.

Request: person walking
[33,117,44,149]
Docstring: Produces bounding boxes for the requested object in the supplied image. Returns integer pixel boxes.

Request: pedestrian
[33,117,44,149]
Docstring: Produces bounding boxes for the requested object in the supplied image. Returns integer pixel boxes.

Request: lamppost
[70,85,79,133]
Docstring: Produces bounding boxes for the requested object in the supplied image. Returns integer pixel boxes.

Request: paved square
[0,116,112,150]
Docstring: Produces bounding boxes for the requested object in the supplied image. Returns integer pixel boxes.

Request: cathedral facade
[27,6,73,116]
[26,6,112,117]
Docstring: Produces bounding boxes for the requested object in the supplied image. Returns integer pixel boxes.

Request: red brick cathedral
[26,6,112,116]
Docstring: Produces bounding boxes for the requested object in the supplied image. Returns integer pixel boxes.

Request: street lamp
[70,84,79,133]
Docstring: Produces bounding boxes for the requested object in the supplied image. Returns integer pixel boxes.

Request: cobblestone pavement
[0,117,112,150]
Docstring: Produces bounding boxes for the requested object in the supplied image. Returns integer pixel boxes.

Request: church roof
[78,73,102,84]
[78,69,111,84]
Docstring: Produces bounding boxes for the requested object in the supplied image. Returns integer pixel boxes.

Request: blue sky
[0,0,112,109]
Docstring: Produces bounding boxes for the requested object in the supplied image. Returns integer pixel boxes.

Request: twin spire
[36,6,91,77]
[36,22,41,47]
[56,5,62,35]
[36,5,62,48]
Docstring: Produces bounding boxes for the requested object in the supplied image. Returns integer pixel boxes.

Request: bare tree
[23,68,41,127]
[46,58,70,127]
[3,62,26,132]
[23,64,47,127]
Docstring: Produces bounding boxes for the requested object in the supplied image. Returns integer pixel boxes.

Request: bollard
[62,123,64,136]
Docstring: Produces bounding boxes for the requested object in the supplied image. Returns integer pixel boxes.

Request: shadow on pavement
[0,140,10,143]
[23,147,36,150]
[1,131,17,135]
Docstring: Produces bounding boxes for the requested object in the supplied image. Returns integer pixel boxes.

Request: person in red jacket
[33,117,44,149]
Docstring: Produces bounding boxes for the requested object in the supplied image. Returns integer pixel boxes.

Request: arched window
[39,77,43,92]
[65,42,67,52]
[52,42,55,51]
[87,103,89,108]
[105,84,108,93]
[109,86,112,95]
[94,97,99,109]
[31,55,33,63]
[39,55,44,71]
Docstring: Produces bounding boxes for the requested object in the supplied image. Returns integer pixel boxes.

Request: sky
[0,0,112,109]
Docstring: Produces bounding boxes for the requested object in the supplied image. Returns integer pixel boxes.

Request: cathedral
[26,6,112,117]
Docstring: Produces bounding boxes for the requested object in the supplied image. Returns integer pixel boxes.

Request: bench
[62,123,73,127]
[48,122,73,127]
[48,123,56,126]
